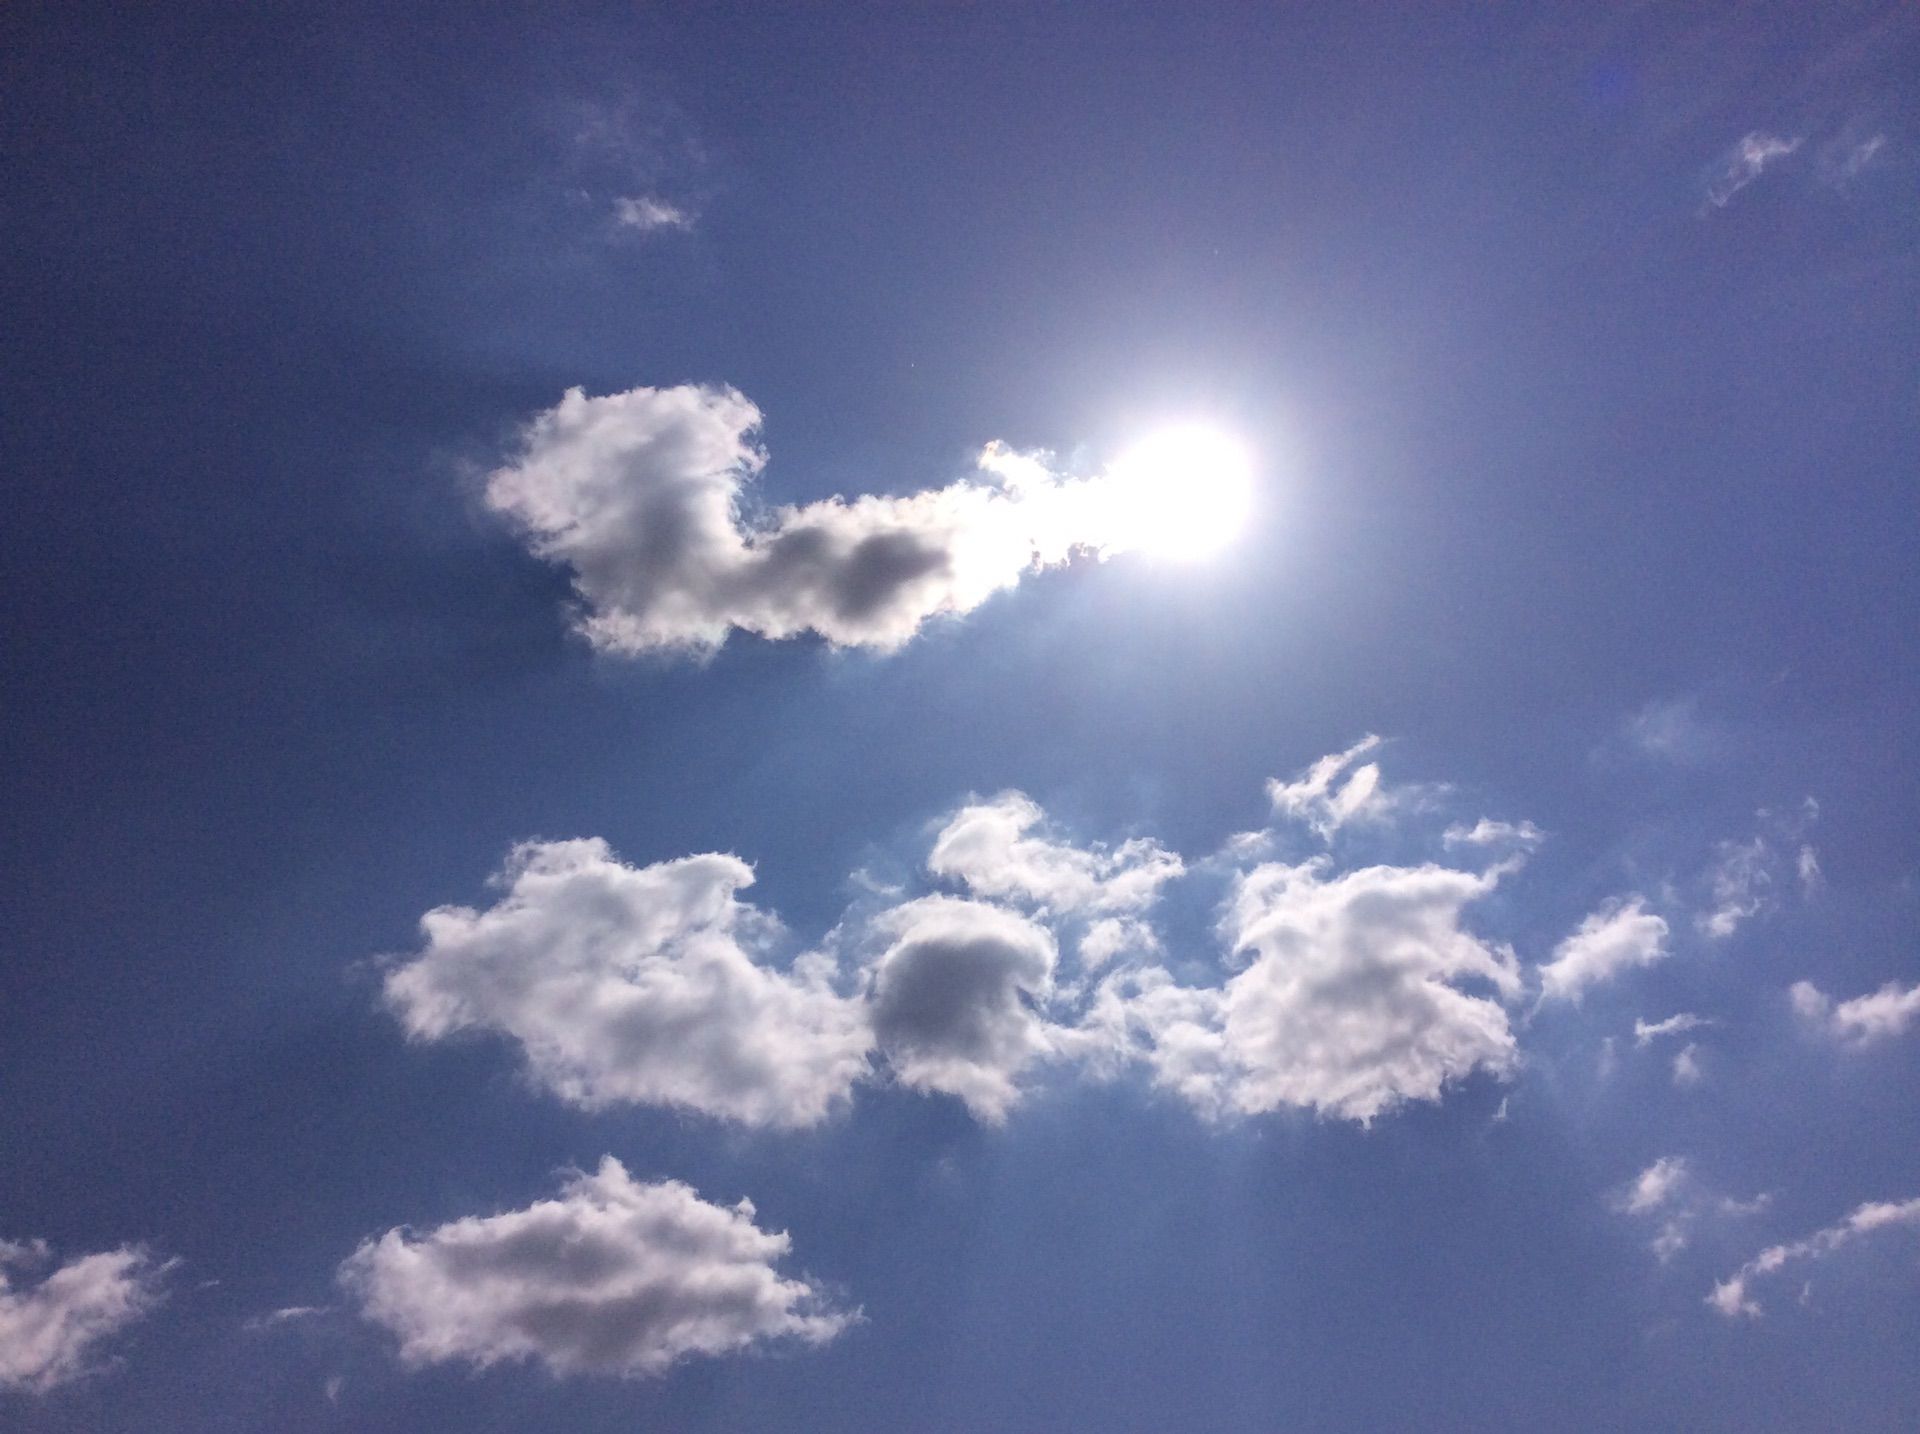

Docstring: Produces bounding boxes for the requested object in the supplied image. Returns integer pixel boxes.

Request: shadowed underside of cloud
[484,384,1158,655]
[0,1240,170,1394]
[379,745,1563,1130]
[340,1159,851,1378]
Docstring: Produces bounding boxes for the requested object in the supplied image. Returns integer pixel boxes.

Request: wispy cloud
[1791,977,1920,1047]
[1704,131,1803,209]
[1710,1196,1920,1318]
[612,195,694,233]
[0,1239,172,1393]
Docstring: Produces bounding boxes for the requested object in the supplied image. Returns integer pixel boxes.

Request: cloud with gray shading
[1082,856,1523,1123]
[0,1240,171,1394]
[484,384,1164,656]
[380,838,872,1129]
[340,1159,851,1378]
[862,896,1059,1123]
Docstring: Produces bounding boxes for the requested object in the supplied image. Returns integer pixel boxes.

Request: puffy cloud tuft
[381,839,871,1129]
[927,792,1182,918]
[1266,736,1389,837]
[0,1240,170,1394]
[1537,898,1669,1004]
[485,385,1173,656]
[341,1159,851,1377]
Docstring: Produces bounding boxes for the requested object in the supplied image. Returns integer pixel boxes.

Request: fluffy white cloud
[1089,859,1521,1123]
[381,839,871,1129]
[485,385,1173,656]
[1620,1156,1690,1216]
[1537,898,1669,1003]
[1790,978,1920,1047]
[1266,735,1388,837]
[927,792,1182,919]
[0,1240,170,1394]
[862,896,1059,1123]
[1710,1196,1920,1319]
[341,1159,850,1377]
[1705,131,1802,208]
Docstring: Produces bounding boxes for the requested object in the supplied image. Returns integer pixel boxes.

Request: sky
[2,1,1918,1429]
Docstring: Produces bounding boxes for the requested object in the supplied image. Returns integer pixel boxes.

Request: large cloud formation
[1084,858,1522,1122]
[0,1239,170,1394]
[380,839,872,1129]
[380,745,1553,1130]
[485,384,1153,655]
[340,1159,851,1377]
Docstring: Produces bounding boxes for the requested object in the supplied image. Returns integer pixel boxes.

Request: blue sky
[3,2,1918,1428]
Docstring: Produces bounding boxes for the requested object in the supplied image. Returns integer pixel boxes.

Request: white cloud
[1077,916,1160,970]
[612,195,693,232]
[927,792,1183,919]
[1613,1158,1767,1263]
[1671,1042,1704,1087]
[1790,977,1920,1047]
[1817,131,1887,186]
[1441,818,1543,849]
[340,1159,851,1377]
[1697,836,1772,939]
[1089,858,1521,1123]
[0,1240,170,1394]
[862,896,1059,1123]
[485,385,1190,656]
[1266,736,1388,837]
[1796,844,1823,895]
[1537,898,1669,1004]
[381,839,871,1129]
[1710,1196,1920,1319]
[1634,1012,1710,1046]
[1705,131,1802,208]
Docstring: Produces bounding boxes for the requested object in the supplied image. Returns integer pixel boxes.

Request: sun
[1105,424,1255,561]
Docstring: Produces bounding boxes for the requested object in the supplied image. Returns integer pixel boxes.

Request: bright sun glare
[1106,424,1254,561]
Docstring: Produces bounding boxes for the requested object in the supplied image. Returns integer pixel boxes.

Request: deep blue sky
[3,2,1917,1429]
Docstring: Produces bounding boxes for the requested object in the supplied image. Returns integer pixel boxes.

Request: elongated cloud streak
[0,1240,170,1393]
[1710,1196,1920,1318]
[485,385,1171,655]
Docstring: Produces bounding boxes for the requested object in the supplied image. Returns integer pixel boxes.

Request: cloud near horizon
[484,384,1176,656]
[340,1158,852,1377]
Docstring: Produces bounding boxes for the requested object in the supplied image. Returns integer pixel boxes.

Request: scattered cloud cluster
[0,1240,170,1394]
[1710,1196,1920,1319]
[1612,1157,1768,1264]
[485,385,1199,656]
[340,1159,851,1377]
[1790,977,1920,1047]
[383,745,1546,1130]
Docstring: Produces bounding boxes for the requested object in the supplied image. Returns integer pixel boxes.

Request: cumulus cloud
[1537,898,1669,1004]
[341,1159,850,1377]
[0,1239,170,1394]
[1088,858,1522,1123]
[1705,131,1802,208]
[1790,977,1920,1047]
[381,838,872,1129]
[927,792,1183,919]
[862,896,1059,1123]
[485,385,1183,656]
[1710,1196,1920,1319]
